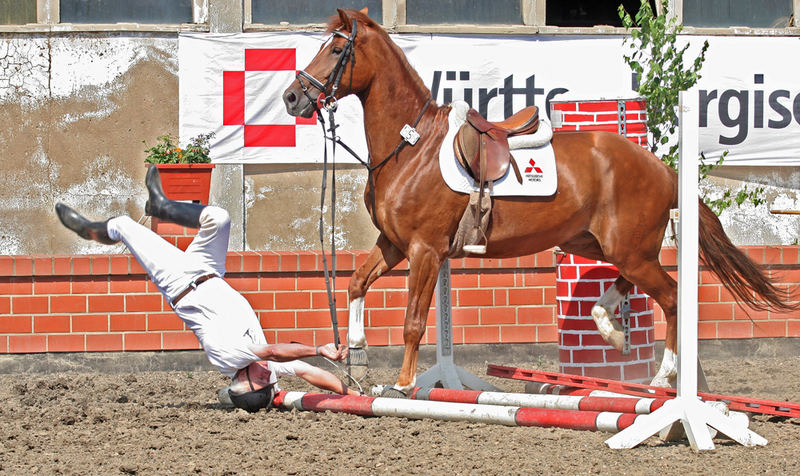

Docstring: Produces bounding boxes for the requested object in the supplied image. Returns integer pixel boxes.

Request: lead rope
[317,106,341,348]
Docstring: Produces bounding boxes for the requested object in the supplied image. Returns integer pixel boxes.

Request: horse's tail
[698,201,799,313]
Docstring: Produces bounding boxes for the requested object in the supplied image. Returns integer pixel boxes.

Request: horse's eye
[332,46,343,55]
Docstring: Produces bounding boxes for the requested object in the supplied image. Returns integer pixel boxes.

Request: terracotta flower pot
[148,163,215,204]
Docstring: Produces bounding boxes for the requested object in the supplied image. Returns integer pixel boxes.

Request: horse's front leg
[347,234,404,381]
[590,276,633,351]
[382,244,442,397]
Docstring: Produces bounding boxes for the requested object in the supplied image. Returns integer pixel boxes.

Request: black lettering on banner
[768,90,792,128]
[719,89,749,145]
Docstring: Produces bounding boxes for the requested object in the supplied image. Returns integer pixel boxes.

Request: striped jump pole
[273,391,643,432]
[409,386,665,415]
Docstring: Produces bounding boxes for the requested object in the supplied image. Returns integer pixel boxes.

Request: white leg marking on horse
[347,297,367,348]
[590,286,626,350]
[650,348,677,387]
[394,375,416,395]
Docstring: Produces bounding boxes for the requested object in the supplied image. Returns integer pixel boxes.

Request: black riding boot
[144,166,206,228]
[55,203,118,245]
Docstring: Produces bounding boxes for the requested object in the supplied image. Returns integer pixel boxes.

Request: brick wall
[1,246,799,354]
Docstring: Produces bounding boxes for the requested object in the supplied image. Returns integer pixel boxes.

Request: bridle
[296,20,358,115]
[293,18,432,352]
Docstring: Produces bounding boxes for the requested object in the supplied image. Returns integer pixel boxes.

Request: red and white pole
[410,387,665,415]
[273,391,644,432]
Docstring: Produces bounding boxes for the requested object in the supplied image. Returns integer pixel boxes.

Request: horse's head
[283,8,376,118]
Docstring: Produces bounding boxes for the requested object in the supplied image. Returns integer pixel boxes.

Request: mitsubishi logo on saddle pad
[222,48,317,147]
[524,158,544,183]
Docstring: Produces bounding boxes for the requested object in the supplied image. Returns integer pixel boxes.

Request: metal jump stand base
[416,260,500,392]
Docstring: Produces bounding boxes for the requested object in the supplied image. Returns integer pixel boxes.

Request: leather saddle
[454,105,540,185]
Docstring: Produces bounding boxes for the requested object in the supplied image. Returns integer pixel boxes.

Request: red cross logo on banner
[222,48,316,147]
[525,159,543,174]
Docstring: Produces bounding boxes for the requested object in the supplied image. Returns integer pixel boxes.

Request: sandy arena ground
[1,355,799,475]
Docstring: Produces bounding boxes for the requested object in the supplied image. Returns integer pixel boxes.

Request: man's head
[228,361,274,413]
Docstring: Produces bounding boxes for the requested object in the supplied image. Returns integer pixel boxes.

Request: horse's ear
[360,7,369,15]
[336,8,352,31]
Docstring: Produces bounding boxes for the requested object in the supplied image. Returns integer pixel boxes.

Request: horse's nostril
[285,91,297,104]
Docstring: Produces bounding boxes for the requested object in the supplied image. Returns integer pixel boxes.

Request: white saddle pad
[439,101,557,197]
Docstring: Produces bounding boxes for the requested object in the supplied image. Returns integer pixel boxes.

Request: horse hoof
[347,347,369,384]
[380,386,408,399]
[649,376,672,388]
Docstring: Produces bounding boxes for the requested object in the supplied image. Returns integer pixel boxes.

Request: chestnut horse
[283,9,796,396]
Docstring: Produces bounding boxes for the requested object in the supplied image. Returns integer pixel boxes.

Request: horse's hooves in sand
[347,348,369,384]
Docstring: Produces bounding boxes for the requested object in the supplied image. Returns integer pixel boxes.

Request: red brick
[297,251,318,271]
[259,275,296,291]
[32,277,69,295]
[260,311,296,329]
[543,287,557,305]
[781,246,799,265]
[72,256,91,275]
[129,258,146,276]
[86,334,123,352]
[480,307,516,325]
[240,252,261,272]
[296,310,339,328]
[492,289,507,306]
[72,276,109,294]
[296,276,328,290]
[34,315,70,333]
[275,291,310,310]
[47,334,86,352]
[388,327,407,345]
[698,303,734,320]
[0,316,32,333]
[9,335,46,353]
[72,314,109,332]
[518,306,554,324]
[91,256,110,275]
[570,348,605,364]
[124,332,162,351]
[537,325,558,342]
[110,313,146,332]
[32,256,53,275]
[364,291,384,308]
[788,320,800,337]
[733,305,770,321]
[452,308,479,325]
[480,272,515,288]
[277,252,299,272]
[0,277,31,295]
[509,288,544,306]
[275,329,314,344]
[162,331,200,350]
[260,252,280,271]
[583,365,622,381]
[175,236,194,251]
[11,296,48,314]
[53,255,71,275]
[753,321,786,338]
[560,332,580,347]
[500,325,536,343]
[148,313,184,331]
[463,325,499,344]
[716,321,752,339]
[368,309,405,327]
[14,256,33,276]
[0,255,12,275]
[364,328,390,346]
[311,290,347,310]
[106,255,127,275]
[225,253,242,273]
[110,275,147,293]
[450,272,478,288]
[558,316,597,332]
[370,274,406,290]
[50,295,87,313]
[458,289,493,307]
[577,101,617,112]
[243,291,275,311]
[88,294,124,313]
[384,290,408,308]
[0,296,8,314]
[226,275,260,292]
[126,294,164,312]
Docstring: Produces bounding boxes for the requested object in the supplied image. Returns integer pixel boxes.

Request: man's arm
[249,342,347,362]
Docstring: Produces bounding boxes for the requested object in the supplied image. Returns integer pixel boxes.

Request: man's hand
[316,343,349,361]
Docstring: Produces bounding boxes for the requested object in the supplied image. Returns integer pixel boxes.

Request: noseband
[296,20,358,113]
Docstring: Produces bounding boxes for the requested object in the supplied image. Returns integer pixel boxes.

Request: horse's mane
[327,9,430,96]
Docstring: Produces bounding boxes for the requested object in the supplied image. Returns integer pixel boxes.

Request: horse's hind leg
[614,258,678,387]
[347,234,404,380]
[591,276,634,351]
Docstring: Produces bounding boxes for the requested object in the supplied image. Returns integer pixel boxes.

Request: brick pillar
[556,253,656,383]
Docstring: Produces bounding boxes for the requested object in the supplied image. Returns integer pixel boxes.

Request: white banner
[179,33,800,166]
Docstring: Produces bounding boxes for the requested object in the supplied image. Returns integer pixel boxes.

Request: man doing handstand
[56,167,360,412]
